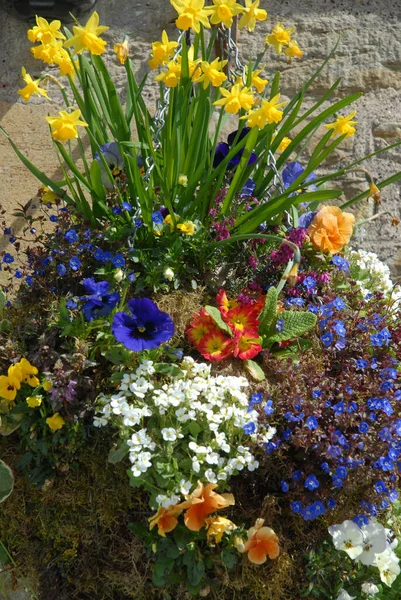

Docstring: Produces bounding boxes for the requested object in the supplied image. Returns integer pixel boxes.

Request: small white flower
[361,582,379,595]
[161,427,177,442]
[164,267,175,281]
[247,459,259,472]
[179,479,192,495]
[328,520,364,560]
[93,415,108,427]
[192,457,200,473]
[336,590,356,600]
[204,469,217,483]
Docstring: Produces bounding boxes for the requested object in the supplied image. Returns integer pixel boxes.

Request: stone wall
[0,0,401,275]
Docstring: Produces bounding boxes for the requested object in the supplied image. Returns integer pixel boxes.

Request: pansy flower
[112,298,174,351]
[213,127,257,169]
[239,518,280,564]
[80,278,120,322]
[94,142,125,189]
[282,161,317,192]
[177,481,235,532]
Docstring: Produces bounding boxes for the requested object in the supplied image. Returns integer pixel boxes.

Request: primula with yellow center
[18,67,49,102]
[26,396,42,408]
[209,0,244,29]
[27,16,65,44]
[325,110,358,138]
[284,39,303,61]
[114,38,129,65]
[45,110,88,143]
[63,11,109,56]
[148,31,179,69]
[239,0,267,32]
[251,68,268,93]
[31,41,63,65]
[46,413,65,431]
[170,0,212,34]
[265,22,294,54]
[214,83,255,114]
[243,94,287,128]
[196,58,227,89]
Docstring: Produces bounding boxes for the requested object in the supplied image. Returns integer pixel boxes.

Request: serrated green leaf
[244,359,265,381]
[204,306,233,337]
[265,311,317,345]
[258,287,278,335]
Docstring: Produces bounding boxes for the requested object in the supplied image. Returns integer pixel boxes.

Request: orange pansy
[308,205,355,255]
[177,481,235,532]
[241,518,280,564]
[148,504,183,537]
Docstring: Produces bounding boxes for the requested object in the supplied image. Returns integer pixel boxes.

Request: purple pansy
[112,298,174,351]
[213,128,257,170]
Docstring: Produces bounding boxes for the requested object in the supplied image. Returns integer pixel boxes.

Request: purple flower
[298,211,317,229]
[305,474,320,491]
[213,128,257,170]
[282,162,316,191]
[65,229,78,244]
[112,298,174,352]
[94,142,124,189]
[80,278,120,321]
[69,256,81,271]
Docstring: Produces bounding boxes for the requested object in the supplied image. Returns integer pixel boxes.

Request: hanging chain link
[142,24,285,204]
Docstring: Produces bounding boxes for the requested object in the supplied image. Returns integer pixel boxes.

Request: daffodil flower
[325,111,358,138]
[209,0,244,29]
[18,67,49,102]
[242,94,286,128]
[45,109,88,143]
[63,11,109,56]
[196,58,227,89]
[251,68,268,93]
[148,31,179,69]
[170,0,212,33]
[284,40,303,61]
[27,16,65,44]
[213,83,255,114]
[265,22,294,54]
[31,41,63,65]
[114,38,129,65]
[238,0,267,32]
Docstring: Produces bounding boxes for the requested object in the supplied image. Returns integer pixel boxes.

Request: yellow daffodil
[0,365,23,402]
[206,516,237,543]
[277,136,292,152]
[54,48,78,77]
[45,109,88,143]
[31,41,63,65]
[43,380,53,391]
[114,38,129,65]
[27,16,65,44]
[177,220,196,235]
[178,174,188,186]
[368,181,381,205]
[214,83,255,114]
[238,0,267,32]
[18,67,49,102]
[242,94,287,128]
[18,358,40,387]
[155,59,182,87]
[63,11,109,56]
[265,22,294,55]
[26,396,42,408]
[46,412,65,431]
[196,58,227,89]
[251,68,268,93]
[284,39,303,61]
[325,111,357,138]
[170,0,212,33]
[148,31,179,69]
[209,0,244,28]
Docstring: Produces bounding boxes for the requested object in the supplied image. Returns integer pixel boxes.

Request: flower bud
[114,268,124,282]
[164,267,175,281]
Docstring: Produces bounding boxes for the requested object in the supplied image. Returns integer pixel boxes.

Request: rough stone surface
[0,0,400,276]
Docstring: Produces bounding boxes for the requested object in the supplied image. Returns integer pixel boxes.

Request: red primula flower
[186,309,215,346]
[233,329,262,360]
[224,305,260,333]
[198,330,234,361]
[216,288,240,315]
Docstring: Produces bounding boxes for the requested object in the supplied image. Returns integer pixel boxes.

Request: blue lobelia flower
[213,128,258,170]
[94,142,125,189]
[112,298,174,352]
[282,162,317,191]
[80,278,120,322]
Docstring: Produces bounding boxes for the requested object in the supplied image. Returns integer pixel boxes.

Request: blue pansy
[112,298,174,352]
[298,211,317,228]
[282,161,317,191]
[94,142,124,189]
[239,178,256,198]
[80,278,120,321]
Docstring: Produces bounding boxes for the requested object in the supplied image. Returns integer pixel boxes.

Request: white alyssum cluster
[94,356,275,504]
[329,519,400,588]
[346,248,401,307]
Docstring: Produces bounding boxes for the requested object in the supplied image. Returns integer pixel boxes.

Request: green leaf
[258,286,278,335]
[221,548,238,570]
[0,459,14,503]
[265,311,317,345]
[204,306,233,337]
[188,422,201,438]
[108,441,130,464]
[183,550,205,588]
[244,359,265,381]
[154,363,184,377]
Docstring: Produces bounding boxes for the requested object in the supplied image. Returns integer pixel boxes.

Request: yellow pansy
[18,67,49,102]
[209,0,244,28]
[284,40,303,61]
[42,380,53,391]
[170,0,212,33]
[177,221,196,235]
[251,68,268,93]
[213,83,255,114]
[31,41,63,65]
[148,31,179,69]
[0,365,23,402]
[26,396,42,408]
[18,358,40,387]
[238,0,267,32]
[114,38,129,65]
[27,16,65,44]
[63,11,109,56]
[164,213,180,230]
[196,58,227,89]
[46,413,65,431]
[265,22,294,55]
[45,110,88,143]
[206,516,236,544]
[242,94,286,128]
[325,111,358,138]
[39,185,59,204]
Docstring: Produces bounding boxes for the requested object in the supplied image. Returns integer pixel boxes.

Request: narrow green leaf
[244,359,265,381]
[258,286,278,335]
[205,305,233,337]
